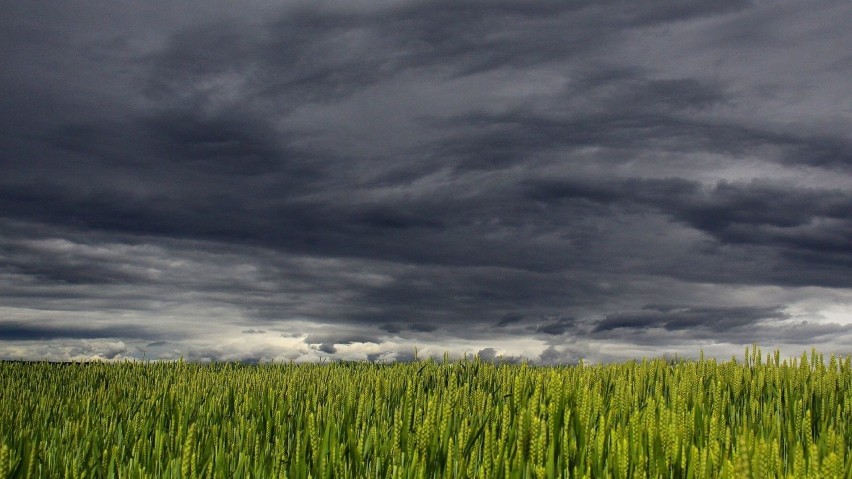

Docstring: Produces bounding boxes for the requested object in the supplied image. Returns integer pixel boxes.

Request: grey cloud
[590,315,852,349]
[303,333,383,346]
[495,313,524,327]
[379,323,401,334]
[524,177,852,285]
[761,321,852,345]
[366,352,383,362]
[476,347,499,362]
[381,0,750,76]
[354,206,445,231]
[593,305,789,333]
[409,323,438,333]
[536,317,576,335]
[140,112,291,177]
[431,72,729,172]
[477,347,522,364]
[537,345,589,366]
[336,266,616,335]
[0,321,161,341]
[392,351,418,363]
[316,343,337,354]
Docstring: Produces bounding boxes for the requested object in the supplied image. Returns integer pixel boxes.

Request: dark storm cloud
[145,10,393,105]
[378,0,750,75]
[593,305,789,333]
[334,266,618,336]
[536,317,576,336]
[0,321,161,341]
[524,176,852,233]
[2,248,140,286]
[2,0,851,361]
[763,322,852,346]
[438,100,852,174]
[409,323,438,332]
[141,112,291,177]
[495,313,524,328]
[428,70,731,172]
[140,0,745,102]
[523,177,852,286]
[590,307,852,349]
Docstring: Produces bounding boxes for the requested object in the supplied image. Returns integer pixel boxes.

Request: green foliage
[1,346,852,477]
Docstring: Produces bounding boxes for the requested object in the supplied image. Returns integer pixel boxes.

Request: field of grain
[1,346,851,478]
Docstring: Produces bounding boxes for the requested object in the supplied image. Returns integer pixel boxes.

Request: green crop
[1,345,851,477]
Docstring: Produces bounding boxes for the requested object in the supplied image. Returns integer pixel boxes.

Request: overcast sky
[2,0,851,363]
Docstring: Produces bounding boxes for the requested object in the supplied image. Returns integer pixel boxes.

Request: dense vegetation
[1,346,851,478]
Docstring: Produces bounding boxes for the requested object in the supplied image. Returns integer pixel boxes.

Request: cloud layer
[2,0,851,362]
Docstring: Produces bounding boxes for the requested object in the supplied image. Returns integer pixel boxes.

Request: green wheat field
[1,346,851,478]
